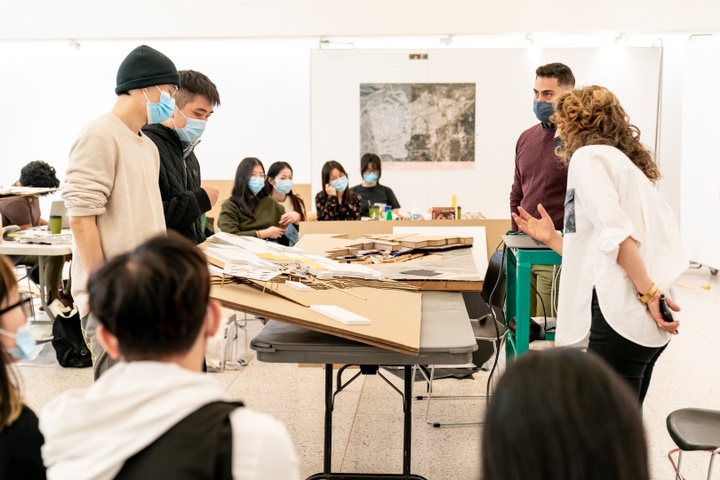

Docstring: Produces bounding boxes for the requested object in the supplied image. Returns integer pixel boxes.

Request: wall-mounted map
[360,83,476,170]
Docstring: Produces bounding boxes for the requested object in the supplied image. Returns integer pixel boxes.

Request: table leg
[307,364,427,480]
[515,259,531,356]
[323,363,333,473]
[35,255,55,323]
[402,365,412,475]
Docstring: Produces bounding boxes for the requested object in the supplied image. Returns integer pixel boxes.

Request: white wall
[681,39,720,270]
[0,39,313,207]
[310,48,661,218]
[0,3,708,255]
[1,0,719,39]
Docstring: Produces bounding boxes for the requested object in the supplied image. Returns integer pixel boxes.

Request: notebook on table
[501,234,551,250]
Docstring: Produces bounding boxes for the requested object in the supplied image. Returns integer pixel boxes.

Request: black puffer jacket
[142,123,211,244]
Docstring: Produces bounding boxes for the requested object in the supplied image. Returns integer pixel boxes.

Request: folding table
[250,291,477,480]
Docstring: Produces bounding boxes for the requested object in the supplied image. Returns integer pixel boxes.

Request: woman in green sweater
[218,157,286,241]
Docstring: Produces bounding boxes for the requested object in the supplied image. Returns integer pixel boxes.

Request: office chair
[666,407,720,479]
[415,249,507,427]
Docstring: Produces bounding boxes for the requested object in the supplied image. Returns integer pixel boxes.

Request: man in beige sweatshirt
[62,45,180,379]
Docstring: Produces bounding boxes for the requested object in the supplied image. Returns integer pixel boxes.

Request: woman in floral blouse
[315,160,361,221]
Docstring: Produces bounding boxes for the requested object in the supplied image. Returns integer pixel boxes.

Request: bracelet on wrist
[637,283,659,304]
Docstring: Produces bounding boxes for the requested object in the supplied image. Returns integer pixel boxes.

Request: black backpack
[51,310,92,368]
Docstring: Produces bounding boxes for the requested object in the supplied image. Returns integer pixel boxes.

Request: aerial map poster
[360,83,476,170]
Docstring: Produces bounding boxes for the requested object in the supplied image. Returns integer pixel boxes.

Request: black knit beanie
[115,45,181,95]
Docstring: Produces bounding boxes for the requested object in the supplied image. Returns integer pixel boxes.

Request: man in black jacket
[143,70,221,244]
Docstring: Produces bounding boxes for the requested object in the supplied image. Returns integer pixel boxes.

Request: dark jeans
[589,290,667,404]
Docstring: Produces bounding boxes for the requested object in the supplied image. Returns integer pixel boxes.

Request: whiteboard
[681,41,720,270]
[310,48,662,219]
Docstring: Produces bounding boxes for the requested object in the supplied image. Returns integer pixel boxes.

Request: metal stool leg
[708,447,720,480]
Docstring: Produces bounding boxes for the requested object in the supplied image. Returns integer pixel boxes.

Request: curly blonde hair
[551,85,660,183]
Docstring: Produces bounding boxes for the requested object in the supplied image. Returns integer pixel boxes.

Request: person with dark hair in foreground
[0,254,45,480]
[40,233,299,480]
[482,348,649,480]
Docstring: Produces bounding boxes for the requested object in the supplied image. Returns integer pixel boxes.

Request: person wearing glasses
[62,45,180,380]
[218,158,286,241]
[350,153,400,218]
[0,255,45,480]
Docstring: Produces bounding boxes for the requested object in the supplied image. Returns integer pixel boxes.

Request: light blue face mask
[247,177,265,195]
[330,176,349,193]
[533,100,555,124]
[144,86,176,124]
[177,117,206,144]
[0,324,38,361]
[363,172,380,184]
[274,179,293,195]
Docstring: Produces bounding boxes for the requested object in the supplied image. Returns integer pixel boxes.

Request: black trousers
[588,290,667,404]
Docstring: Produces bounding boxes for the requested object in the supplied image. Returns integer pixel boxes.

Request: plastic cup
[49,215,62,234]
[368,205,380,220]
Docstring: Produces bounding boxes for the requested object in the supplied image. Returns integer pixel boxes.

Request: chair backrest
[481,249,506,310]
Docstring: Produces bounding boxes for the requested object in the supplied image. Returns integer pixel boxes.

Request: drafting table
[250,291,476,480]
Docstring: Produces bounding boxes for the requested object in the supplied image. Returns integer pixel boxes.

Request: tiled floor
[15,267,720,479]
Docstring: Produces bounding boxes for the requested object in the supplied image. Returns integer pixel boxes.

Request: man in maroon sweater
[510,63,575,318]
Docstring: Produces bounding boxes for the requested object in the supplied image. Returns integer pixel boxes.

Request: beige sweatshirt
[62,113,166,317]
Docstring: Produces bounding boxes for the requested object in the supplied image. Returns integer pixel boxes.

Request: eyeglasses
[0,292,33,317]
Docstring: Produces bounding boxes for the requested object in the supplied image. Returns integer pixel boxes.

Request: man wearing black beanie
[62,45,180,380]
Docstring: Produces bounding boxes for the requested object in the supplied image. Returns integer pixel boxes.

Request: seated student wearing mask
[315,160,361,221]
[40,233,300,480]
[265,161,306,246]
[350,153,400,218]
[218,157,286,242]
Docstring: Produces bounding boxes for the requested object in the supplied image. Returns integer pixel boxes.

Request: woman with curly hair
[513,85,687,403]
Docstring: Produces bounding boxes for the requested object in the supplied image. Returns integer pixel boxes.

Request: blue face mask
[533,100,555,124]
[363,172,380,184]
[177,117,206,144]
[0,324,38,361]
[144,86,176,124]
[330,176,348,193]
[274,179,293,195]
[247,177,265,195]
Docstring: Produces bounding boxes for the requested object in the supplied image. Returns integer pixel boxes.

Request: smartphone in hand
[659,294,674,323]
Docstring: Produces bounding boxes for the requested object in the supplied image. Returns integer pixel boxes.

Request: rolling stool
[666,407,720,479]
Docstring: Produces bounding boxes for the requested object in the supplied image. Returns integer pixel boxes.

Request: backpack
[51,308,92,368]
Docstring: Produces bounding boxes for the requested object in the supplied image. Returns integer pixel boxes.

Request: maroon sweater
[510,123,568,231]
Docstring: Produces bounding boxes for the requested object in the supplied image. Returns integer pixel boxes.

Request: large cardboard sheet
[211,282,423,355]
